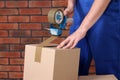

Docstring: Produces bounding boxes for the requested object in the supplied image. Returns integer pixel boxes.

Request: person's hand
[57,29,86,49]
[64,8,74,29]
[64,8,73,16]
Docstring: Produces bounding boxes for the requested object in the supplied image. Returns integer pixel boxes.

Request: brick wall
[0,0,95,79]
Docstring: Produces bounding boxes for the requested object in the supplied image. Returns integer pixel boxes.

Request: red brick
[20,23,41,30]
[0,65,21,71]
[0,30,8,37]
[9,72,23,78]
[41,8,64,15]
[50,37,64,44]
[0,23,18,30]
[52,1,67,7]
[0,72,8,78]
[31,16,48,22]
[8,16,29,22]
[9,30,31,37]
[10,44,25,51]
[41,0,51,1]
[0,1,4,8]
[0,58,8,64]
[0,38,20,44]
[10,58,24,65]
[0,9,18,15]
[19,9,41,15]
[42,8,50,15]
[29,1,51,7]
[0,52,20,58]
[0,45,9,51]
[21,66,24,71]
[21,38,42,44]
[21,52,24,58]
[0,16,7,22]
[41,23,50,29]
[6,1,28,8]
[53,0,68,1]
[61,30,69,37]
[32,30,50,37]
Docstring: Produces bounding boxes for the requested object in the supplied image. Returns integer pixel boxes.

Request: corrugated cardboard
[34,36,58,62]
[24,44,80,80]
[79,75,118,80]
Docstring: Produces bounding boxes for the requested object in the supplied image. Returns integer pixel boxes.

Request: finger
[70,40,78,49]
[66,22,72,26]
[57,39,70,48]
[64,10,68,16]
[57,39,69,48]
[64,9,69,16]
[63,40,74,49]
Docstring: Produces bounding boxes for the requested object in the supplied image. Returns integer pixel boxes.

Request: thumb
[64,8,69,16]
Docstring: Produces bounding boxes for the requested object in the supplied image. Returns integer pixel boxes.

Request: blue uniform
[70,0,120,79]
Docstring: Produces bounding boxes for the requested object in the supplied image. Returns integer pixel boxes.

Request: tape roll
[48,9,64,24]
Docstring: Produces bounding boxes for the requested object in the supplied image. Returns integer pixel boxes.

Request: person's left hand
[57,30,86,49]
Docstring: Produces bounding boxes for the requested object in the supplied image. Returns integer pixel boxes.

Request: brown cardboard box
[23,44,80,80]
[79,75,118,80]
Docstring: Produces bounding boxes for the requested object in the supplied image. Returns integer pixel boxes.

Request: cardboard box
[23,44,80,80]
[79,75,118,80]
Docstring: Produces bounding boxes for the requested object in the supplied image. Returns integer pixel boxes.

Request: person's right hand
[64,8,74,28]
[64,8,74,17]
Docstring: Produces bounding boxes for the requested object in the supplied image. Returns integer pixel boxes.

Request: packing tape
[48,9,64,24]
[35,36,58,62]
